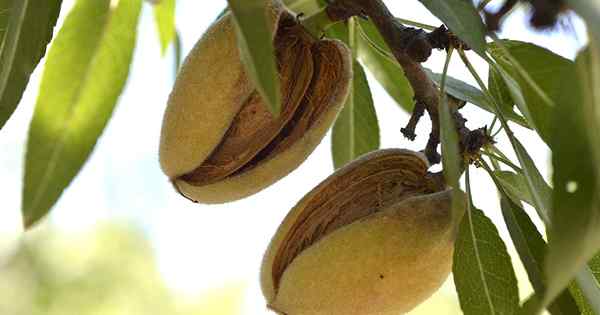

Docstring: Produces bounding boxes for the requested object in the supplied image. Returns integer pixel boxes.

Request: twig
[325,0,490,166]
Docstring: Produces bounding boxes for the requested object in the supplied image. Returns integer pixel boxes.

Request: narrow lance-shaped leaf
[22,0,142,228]
[494,170,534,206]
[0,0,63,130]
[228,0,281,116]
[356,20,414,112]
[488,66,530,127]
[415,0,487,56]
[571,254,600,314]
[153,0,176,55]
[438,49,462,226]
[330,19,379,169]
[332,61,380,169]
[173,30,182,76]
[426,68,529,128]
[495,182,581,315]
[454,176,520,315]
[488,40,573,146]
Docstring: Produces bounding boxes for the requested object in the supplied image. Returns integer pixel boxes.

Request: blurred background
[0,0,588,314]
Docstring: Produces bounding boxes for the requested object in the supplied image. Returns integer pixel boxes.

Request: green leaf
[356,21,413,112]
[283,0,325,14]
[152,0,175,55]
[498,191,581,315]
[22,0,142,228]
[331,61,380,169]
[579,41,600,189]
[426,69,529,128]
[571,254,600,314]
[439,92,461,190]
[173,30,182,76]
[453,206,520,315]
[415,0,487,55]
[488,66,530,127]
[510,138,552,225]
[542,45,600,313]
[488,40,573,145]
[564,0,600,44]
[494,170,534,206]
[0,0,62,130]
[228,0,281,116]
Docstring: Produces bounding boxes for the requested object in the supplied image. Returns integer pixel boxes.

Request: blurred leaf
[426,69,529,127]
[174,30,182,75]
[542,45,600,313]
[453,206,520,315]
[564,0,600,44]
[494,170,534,206]
[22,0,142,228]
[332,61,379,169]
[415,0,487,55]
[579,41,600,188]
[228,0,281,115]
[0,0,62,130]
[153,0,175,55]
[488,40,573,145]
[356,21,414,112]
[284,0,326,14]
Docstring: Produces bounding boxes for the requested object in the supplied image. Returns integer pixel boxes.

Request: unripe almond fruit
[159,1,352,204]
[261,149,464,315]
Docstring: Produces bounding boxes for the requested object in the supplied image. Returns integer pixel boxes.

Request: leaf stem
[480,150,522,173]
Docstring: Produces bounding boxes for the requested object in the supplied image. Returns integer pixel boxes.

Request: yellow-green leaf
[152,0,175,55]
[22,0,142,228]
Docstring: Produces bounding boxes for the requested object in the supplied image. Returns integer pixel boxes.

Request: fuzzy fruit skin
[159,2,352,204]
[261,149,457,315]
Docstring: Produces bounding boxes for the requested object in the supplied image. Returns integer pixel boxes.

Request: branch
[324,0,490,166]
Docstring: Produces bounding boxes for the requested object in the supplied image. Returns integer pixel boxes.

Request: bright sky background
[0,0,588,314]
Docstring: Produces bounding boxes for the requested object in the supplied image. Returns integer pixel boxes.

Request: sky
[0,0,588,314]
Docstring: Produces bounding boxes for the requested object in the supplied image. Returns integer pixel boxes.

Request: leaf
[497,191,581,315]
[152,0,175,55]
[510,138,552,225]
[228,0,281,116]
[564,0,600,44]
[571,254,600,314]
[494,170,534,206]
[488,66,530,127]
[283,0,326,14]
[439,93,461,190]
[356,21,414,112]
[453,206,520,315]
[22,0,142,228]
[173,30,182,76]
[488,40,573,145]
[542,45,600,313]
[426,68,529,127]
[0,0,63,130]
[331,61,380,169]
[415,0,487,55]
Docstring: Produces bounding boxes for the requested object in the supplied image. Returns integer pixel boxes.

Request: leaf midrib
[0,0,28,100]
[468,207,497,314]
[27,4,115,217]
